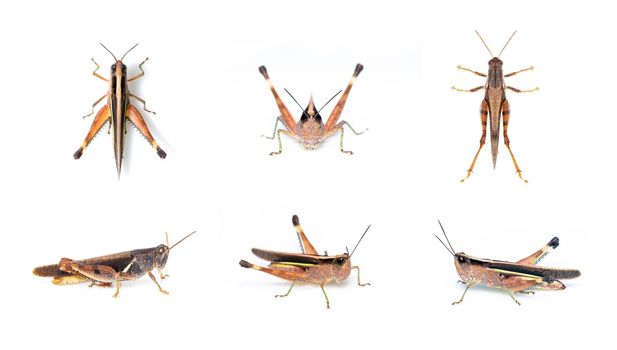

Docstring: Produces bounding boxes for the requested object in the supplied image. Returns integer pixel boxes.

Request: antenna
[317,90,342,115]
[350,224,371,257]
[169,231,196,250]
[474,30,494,58]
[120,43,139,61]
[284,88,305,114]
[498,31,517,58]
[99,43,118,61]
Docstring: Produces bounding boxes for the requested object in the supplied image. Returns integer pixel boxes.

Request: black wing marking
[487,262,580,279]
[251,248,342,265]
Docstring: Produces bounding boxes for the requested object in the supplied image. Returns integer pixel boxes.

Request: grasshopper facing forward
[453,31,538,183]
[259,64,367,155]
[240,215,370,309]
[435,222,580,305]
[33,231,195,297]
[73,43,166,177]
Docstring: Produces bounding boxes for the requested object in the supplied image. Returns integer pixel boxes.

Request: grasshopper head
[488,57,503,67]
[154,244,170,269]
[332,253,352,283]
[454,252,473,281]
[111,61,127,75]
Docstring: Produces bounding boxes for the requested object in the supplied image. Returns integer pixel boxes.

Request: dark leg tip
[354,63,364,77]
[157,147,167,159]
[73,148,83,159]
[548,237,559,249]
[258,65,269,79]
[239,260,252,269]
[292,215,300,226]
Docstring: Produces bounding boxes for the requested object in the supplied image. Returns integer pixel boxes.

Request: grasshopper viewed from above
[239,215,371,309]
[259,64,368,155]
[435,221,580,305]
[453,31,538,183]
[33,231,195,298]
[73,43,166,178]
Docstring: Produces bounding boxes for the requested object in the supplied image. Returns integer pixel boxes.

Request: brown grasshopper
[452,31,538,183]
[73,43,166,178]
[259,64,367,155]
[239,215,370,309]
[33,231,195,298]
[435,221,580,305]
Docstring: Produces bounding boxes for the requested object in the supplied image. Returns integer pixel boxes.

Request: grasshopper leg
[507,86,539,93]
[91,58,109,82]
[261,116,283,139]
[320,284,330,309]
[157,268,169,280]
[127,57,149,82]
[130,93,156,115]
[88,281,113,288]
[504,66,534,77]
[74,105,111,159]
[275,282,295,298]
[516,290,535,295]
[126,104,167,158]
[352,266,371,286]
[269,129,291,156]
[461,100,488,182]
[83,94,107,119]
[502,100,528,183]
[452,85,485,93]
[327,120,368,155]
[148,271,169,295]
[456,65,487,77]
[506,289,522,305]
[452,278,476,305]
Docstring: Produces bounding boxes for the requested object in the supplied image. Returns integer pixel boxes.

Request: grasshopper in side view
[453,31,538,183]
[73,43,166,178]
[239,215,371,309]
[259,64,367,155]
[33,231,195,298]
[435,222,580,305]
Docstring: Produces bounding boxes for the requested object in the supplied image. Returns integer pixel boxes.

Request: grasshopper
[435,221,580,305]
[239,215,370,309]
[33,231,195,298]
[73,43,166,178]
[452,31,538,183]
[259,64,367,155]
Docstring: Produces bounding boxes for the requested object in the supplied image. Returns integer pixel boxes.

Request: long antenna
[350,224,371,257]
[474,30,494,58]
[99,42,118,61]
[317,90,342,115]
[169,231,196,250]
[120,43,139,61]
[438,220,455,254]
[284,88,305,114]
[498,31,517,58]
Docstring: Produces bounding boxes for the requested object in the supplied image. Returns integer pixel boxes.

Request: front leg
[128,57,149,82]
[269,129,292,156]
[91,58,109,82]
[320,284,331,309]
[352,266,371,286]
[452,277,476,305]
[83,94,107,119]
[456,65,487,77]
[148,271,169,295]
[157,268,169,280]
[504,66,534,77]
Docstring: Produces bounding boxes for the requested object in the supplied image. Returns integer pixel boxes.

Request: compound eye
[336,258,345,265]
[158,247,165,254]
[111,64,116,70]
[457,256,465,263]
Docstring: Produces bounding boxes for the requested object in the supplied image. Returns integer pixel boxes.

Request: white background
[0,0,614,348]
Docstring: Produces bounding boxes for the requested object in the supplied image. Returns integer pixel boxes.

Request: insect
[259,64,367,155]
[73,43,166,178]
[33,231,195,298]
[452,31,538,182]
[239,215,371,308]
[435,221,580,305]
